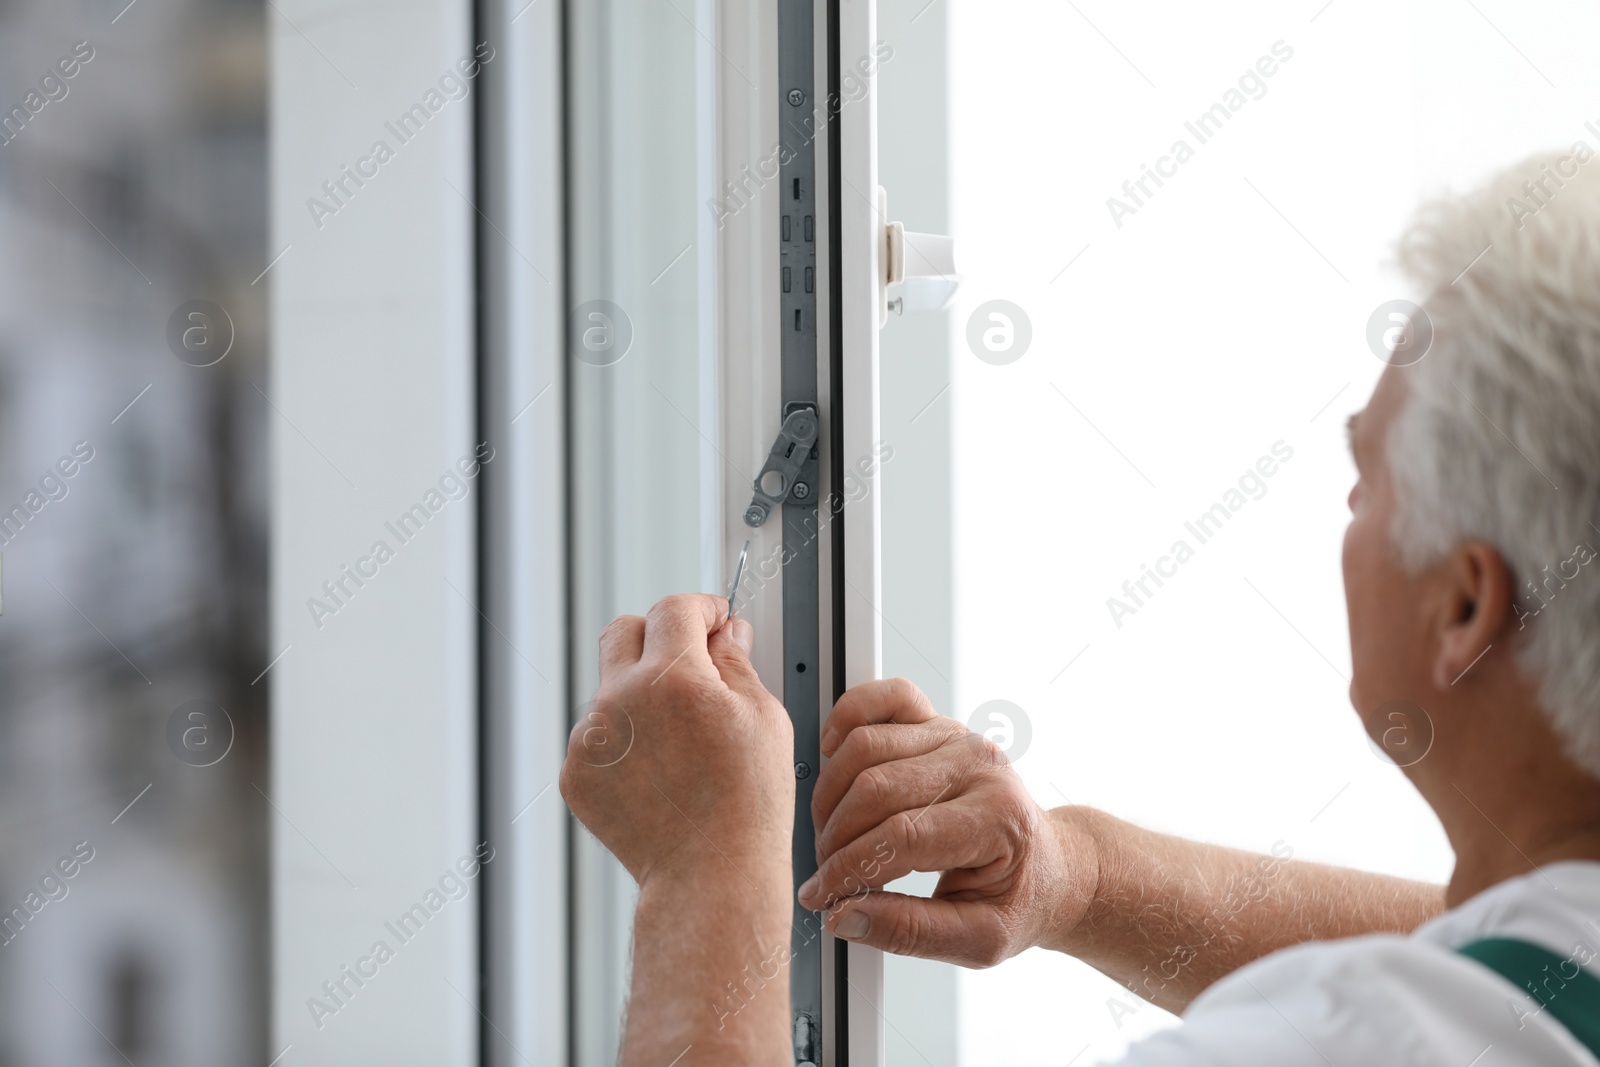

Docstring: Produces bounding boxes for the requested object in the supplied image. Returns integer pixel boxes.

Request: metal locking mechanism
[744,405,819,528]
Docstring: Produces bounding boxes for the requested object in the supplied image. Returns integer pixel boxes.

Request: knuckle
[887,809,920,854]
[584,691,625,726]
[957,728,1010,769]
[856,723,899,763]
[831,729,873,774]
[884,676,921,710]
[994,778,1040,839]
[881,903,924,957]
[857,765,894,808]
[647,593,694,621]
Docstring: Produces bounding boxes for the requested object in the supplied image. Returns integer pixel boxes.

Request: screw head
[795,761,812,780]
[792,481,810,500]
[788,88,806,106]
[744,504,766,527]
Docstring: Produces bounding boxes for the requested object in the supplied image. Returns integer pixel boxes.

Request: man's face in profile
[1342,365,1433,754]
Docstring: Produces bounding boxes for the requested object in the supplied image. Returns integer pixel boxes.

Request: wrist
[626,847,794,1067]
[642,844,792,913]
[1035,804,1106,955]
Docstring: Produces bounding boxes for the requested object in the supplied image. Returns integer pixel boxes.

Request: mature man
[561,151,1600,1065]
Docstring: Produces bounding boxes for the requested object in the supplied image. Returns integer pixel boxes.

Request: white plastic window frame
[717,1,890,1062]
[269,0,486,1063]
[272,1,909,1063]
[555,0,894,1060]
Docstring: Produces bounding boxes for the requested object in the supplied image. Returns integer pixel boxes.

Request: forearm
[620,863,794,1067]
[1045,807,1445,1014]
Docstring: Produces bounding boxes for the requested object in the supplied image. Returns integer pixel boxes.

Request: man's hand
[560,593,795,886]
[562,594,797,1066]
[799,683,1445,1015]
[798,678,1099,968]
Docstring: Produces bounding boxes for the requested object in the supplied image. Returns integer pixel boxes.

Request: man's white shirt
[1113,861,1600,1066]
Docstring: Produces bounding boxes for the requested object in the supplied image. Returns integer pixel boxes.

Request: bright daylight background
[931,0,1600,1063]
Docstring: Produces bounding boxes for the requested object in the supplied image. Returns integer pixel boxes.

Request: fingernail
[820,727,839,756]
[834,911,869,940]
[798,873,818,902]
[732,617,754,653]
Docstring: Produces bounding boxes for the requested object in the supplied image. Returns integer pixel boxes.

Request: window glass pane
[566,2,712,1061]
[0,2,268,1063]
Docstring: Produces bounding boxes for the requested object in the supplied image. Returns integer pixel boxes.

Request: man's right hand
[797,678,1100,968]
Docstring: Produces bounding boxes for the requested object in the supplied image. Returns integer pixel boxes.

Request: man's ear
[1431,540,1516,688]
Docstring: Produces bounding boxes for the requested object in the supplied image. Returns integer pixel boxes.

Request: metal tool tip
[727,538,752,620]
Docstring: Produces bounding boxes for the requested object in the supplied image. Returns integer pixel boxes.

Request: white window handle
[879,185,962,324]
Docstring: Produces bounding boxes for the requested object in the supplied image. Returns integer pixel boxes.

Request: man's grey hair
[1388,146,1600,778]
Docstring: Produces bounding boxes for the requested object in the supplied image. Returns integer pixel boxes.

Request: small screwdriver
[726,538,751,621]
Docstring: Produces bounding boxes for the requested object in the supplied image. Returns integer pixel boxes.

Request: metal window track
[747,2,827,1063]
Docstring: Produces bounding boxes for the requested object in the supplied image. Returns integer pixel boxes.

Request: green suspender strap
[1458,937,1600,1058]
